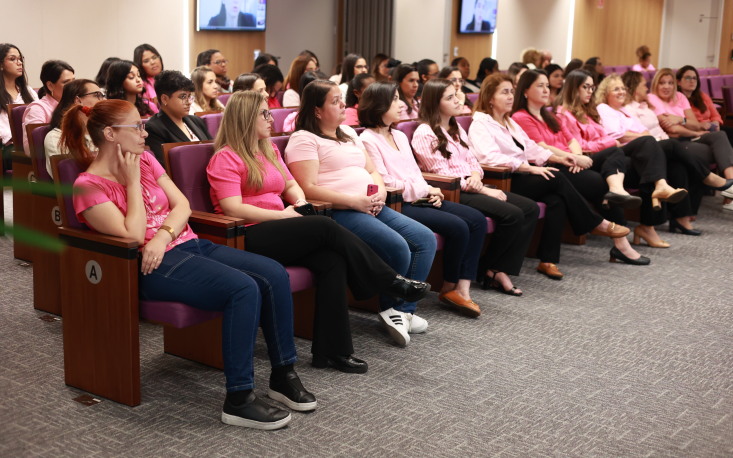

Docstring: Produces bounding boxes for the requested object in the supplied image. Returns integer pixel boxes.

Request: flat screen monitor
[458,0,497,34]
[197,0,266,31]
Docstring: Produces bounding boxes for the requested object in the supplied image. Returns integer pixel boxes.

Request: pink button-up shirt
[411,122,483,191]
[622,101,668,141]
[360,128,430,202]
[596,103,648,143]
[511,109,573,153]
[468,111,552,170]
[556,107,616,153]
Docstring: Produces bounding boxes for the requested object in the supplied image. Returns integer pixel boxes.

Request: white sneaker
[721,185,733,199]
[723,201,733,213]
[404,313,428,334]
[378,308,410,346]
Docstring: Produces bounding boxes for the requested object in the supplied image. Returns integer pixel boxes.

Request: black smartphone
[294,203,316,216]
[411,197,433,207]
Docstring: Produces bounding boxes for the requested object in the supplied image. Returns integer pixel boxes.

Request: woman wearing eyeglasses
[196,49,232,93]
[207,90,429,369]
[0,43,37,170]
[145,71,213,165]
[134,43,164,114]
[63,98,313,430]
[334,54,369,101]
[43,79,104,176]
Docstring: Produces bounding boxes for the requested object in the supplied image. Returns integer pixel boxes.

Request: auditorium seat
[9,104,33,261]
[218,93,231,106]
[271,107,297,134]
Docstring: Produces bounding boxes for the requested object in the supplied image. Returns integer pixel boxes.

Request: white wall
[1,0,188,88]
[392,0,452,66]
[265,0,338,75]
[493,0,573,67]
[659,0,723,68]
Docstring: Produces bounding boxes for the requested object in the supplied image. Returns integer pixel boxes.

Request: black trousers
[662,138,714,218]
[459,191,538,275]
[245,216,396,357]
[510,172,603,263]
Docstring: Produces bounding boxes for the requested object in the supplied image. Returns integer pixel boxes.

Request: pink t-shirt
[143,77,159,114]
[360,128,430,202]
[282,111,297,133]
[398,99,420,120]
[73,151,196,252]
[22,94,58,154]
[596,103,648,142]
[284,125,373,196]
[344,106,359,126]
[623,101,668,141]
[647,92,690,117]
[207,143,293,219]
[631,63,655,72]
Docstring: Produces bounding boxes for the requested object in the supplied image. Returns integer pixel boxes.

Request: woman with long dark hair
[392,64,420,120]
[0,43,37,168]
[104,59,153,118]
[133,43,164,114]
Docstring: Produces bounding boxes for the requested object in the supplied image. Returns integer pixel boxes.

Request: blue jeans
[332,207,436,313]
[139,239,297,392]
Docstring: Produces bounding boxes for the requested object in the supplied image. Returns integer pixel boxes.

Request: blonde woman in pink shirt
[412,78,540,289]
[359,82,488,312]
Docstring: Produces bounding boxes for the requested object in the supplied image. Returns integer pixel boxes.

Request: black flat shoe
[482,271,522,296]
[710,178,733,191]
[384,275,430,303]
[602,192,642,209]
[609,247,650,265]
[312,354,368,374]
[668,219,702,236]
[268,370,317,411]
[222,391,291,430]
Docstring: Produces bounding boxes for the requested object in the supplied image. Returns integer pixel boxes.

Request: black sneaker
[221,391,291,430]
[268,370,317,412]
[384,275,430,303]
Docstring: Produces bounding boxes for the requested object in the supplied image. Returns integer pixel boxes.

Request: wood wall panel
[188,0,266,78]
[572,0,663,67]
[450,0,493,73]
[719,0,733,74]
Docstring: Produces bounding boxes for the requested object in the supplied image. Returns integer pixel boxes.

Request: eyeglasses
[260,109,273,120]
[80,91,105,100]
[213,59,229,66]
[5,55,23,64]
[449,78,465,85]
[581,84,596,92]
[142,55,160,64]
[176,93,195,103]
[682,76,698,81]
[111,123,146,134]
[611,87,626,93]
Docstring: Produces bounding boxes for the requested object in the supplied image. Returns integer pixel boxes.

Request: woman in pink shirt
[392,64,420,120]
[285,80,436,347]
[344,73,374,126]
[631,45,655,73]
[63,99,313,431]
[468,74,639,275]
[411,79,542,287]
[1,43,38,169]
[22,60,75,155]
[598,73,733,236]
[438,66,472,114]
[358,82,488,312]
[133,43,163,114]
[649,68,733,212]
[207,91,428,370]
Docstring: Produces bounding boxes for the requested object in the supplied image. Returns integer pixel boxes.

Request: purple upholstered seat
[201,113,223,138]
[456,115,472,132]
[394,120,419,143]
[167,143,216,213]
[10,105,27,151]
[536,202,546,219]
[218,93,231,106]
[708,75,724,100]
[271,135,290,156]
[723,87,733,118]
[272,107,297,133]
[466,93,479,104]
[30,124,52,182]
[699,77,711,96]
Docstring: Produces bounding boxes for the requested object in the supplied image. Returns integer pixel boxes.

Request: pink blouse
[647,92,690,117]
[360,128,430,202]
[22,94,58,154]
[556,107,616,153]
[511,109,573,153]
[143,77,159,114]
[73,151,196,252]
[344,106,359,126]
[398,99,420,121]
[411,123,483,191]
[207,143,293,220]
[468,111,552,170]
[284,125,374,196]
[622,101,668,141]
[596,103,648,142]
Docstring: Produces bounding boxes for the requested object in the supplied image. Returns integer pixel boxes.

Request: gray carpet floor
[1,187,732,457]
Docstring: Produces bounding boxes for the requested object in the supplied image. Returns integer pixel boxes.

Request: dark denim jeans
[139,239,297,392]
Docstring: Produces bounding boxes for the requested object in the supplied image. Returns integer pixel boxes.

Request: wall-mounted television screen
[197,0,267,31]
[458,0,497,34]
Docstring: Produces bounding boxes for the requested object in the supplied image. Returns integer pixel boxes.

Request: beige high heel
[651,187,688,210]
[632,226,670,248]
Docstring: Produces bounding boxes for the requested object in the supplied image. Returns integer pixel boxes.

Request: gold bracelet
[158,224,176,241]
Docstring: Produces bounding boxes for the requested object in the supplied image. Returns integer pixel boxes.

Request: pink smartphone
[366,184,379,196]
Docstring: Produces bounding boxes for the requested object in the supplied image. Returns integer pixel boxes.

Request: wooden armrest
[190,210,241,228]
[11,149,32,165]
[58,226,140,260]
[308,200,333,217]
[422,172,460,189]
[189,210,243,243]
[385,187,403,204]
[481,165,512,192]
